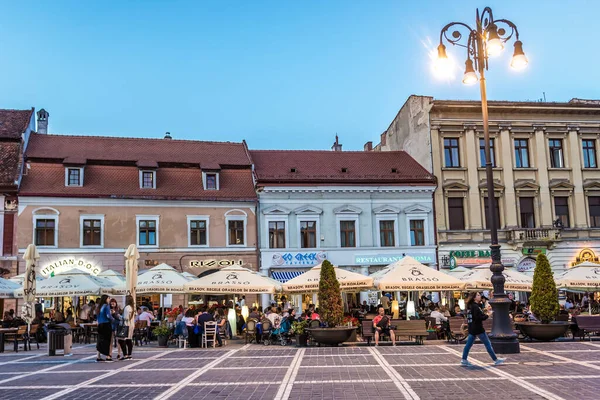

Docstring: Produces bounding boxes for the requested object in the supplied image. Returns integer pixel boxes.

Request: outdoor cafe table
[0,327,18,353]
[80,323,97,344]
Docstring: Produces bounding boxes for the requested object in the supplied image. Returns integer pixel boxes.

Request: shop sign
[271,252,327,266]
[40,257,102,278]
[571,248,600,266]
[447,250,514,269]
[517,258,536,272]
[189,259,243,268]
[354,252,435,265]
[522,248,546,256]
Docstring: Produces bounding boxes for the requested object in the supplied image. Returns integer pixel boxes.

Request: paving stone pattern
[0,341,599,399]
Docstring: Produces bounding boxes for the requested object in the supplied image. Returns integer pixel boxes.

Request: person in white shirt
[239,296,246,307]
[79,300,94,322]
[380,294,391,315]
[266,306,281,329]
[564,299,573,310]
[430,306,448,326]
[135,307,154,326]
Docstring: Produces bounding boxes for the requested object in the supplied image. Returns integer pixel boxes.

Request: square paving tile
[551,350,600,361]
[502,362,593,377]
[526,377,600,398]
[158,350,225,359]
[407,379,544,399]
[384,353,459,365]
[303,347,370,356]
[52,360,116,371]
[178,383,280,399]
[301,355,377,366]
[94,370,188,385]
[522,342,596,351]
[295,366,390,381]
[59,386,170,400]
[234,349,298,357]
[374,346,446,354]
[395,364,495,379]
[468,351,558,364]
[289,382,406,400]
[195,368,287,383]
[141,359,214,369]
[0,362,62,373]
[0,371,89,387]
[0,388,64,400]
[217,357,292,368]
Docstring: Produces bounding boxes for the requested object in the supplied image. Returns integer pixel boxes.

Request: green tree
[317,260,343,327]
[529,253,559,323]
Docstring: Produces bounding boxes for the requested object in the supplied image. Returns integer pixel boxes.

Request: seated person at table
[311,308,321,320]
[287,309,297,322]
[135,307,154,326]
[65,308,74,324]
[214,309,226,347]
[54,310,65,323]
[430,306,448,326]
[196,306,214,331]
[182,310,198,347]
[373,306,396,346]
[79,300,94,323]
[248,307,260,320]
[266,306,281,328]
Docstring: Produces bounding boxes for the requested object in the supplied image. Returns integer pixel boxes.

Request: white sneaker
[494,358,506,366]
[460,359,472,366]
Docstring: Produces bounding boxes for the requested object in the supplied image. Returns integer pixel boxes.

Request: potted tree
[515,253,570,341]
[292,320,309,347]
[306,260,357,346]
[153,322,171,347]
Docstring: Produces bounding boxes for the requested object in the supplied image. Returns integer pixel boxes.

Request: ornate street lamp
[436,7,528,354]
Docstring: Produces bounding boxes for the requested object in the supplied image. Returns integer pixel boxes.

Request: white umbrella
[8,273,44,284]
[457,264,533,291]
[556,262,600,314]
[21,244,40,327]
[15,268,114,297]
[0,277,20,298]
[373,256,466,291]
[282,263,373,293]
[185,265,282,294]
[117,263,188,294]
[98,269,126,286]
[445,266,471,275]
[182,271,197,281]
[124,244,139,306]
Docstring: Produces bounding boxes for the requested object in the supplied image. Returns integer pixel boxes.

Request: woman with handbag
[117,295,135,360]
[109,298,122,360]
[96,294,114,362]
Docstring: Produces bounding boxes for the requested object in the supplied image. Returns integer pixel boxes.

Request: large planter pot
[157,335,169,347]
[307,327,357,346]
[296,334,308,347]
[516,321,571,341]
[347,329,358,342]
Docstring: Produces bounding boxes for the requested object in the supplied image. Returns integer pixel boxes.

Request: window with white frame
[65,167,84,187]
[379,220,396,247]
[136,216,159,247]
[140,170,156,189]
[34,215,58,247]
[409,220,425,246]
[299,220,317,248]
[202,172,220,190]
[187,216,209,246]
[226,213,247,246]
[80,214,104,247]
[403,204,430,247]
[268,221,286,249]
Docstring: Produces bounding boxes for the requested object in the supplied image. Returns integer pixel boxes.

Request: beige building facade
[372,95,600,274]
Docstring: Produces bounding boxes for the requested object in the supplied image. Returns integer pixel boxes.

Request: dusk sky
[1,1,598,150]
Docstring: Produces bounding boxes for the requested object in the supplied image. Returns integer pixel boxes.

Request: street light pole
[436,7,528,354]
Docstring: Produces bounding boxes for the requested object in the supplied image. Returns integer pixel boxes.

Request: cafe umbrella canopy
[456,264,533,291]
[0,277,20,298]
[373,256,466,291]
[282,262,373,293]
[15,268,115,297]
[116,263,189,294]
[555,261,600,290]
[185,265,282,294]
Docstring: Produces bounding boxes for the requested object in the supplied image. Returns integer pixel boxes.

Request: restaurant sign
[40,257,103,278]
[354,252,435,265]
[448,250,514,269]
[271,252,327,266]
[190,259,243,268]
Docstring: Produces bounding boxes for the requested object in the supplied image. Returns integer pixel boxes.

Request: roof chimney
[364,141,373,152]
[164,132,172,140]
[331,134,342,152]
[37,108,49,134]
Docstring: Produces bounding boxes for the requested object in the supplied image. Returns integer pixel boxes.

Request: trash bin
[48,323,72,356]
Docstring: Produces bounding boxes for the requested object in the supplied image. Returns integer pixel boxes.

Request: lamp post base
[489,295,520,354]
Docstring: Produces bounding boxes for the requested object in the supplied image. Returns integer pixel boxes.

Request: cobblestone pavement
[1,340,599,399]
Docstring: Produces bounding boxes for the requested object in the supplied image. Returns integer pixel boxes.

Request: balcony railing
[505,228,561,243]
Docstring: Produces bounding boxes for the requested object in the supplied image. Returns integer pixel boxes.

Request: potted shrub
[165,308,179,323]
[306,260,357,346]
[516,253,570,341]
[153,322,171,347]
[292,320,309,347]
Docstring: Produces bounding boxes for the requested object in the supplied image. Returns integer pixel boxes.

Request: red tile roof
[0,109,33,139]
[250,150,435,185]
[0,142,21,188]
[20,163,257,201]
[26,133,252,167]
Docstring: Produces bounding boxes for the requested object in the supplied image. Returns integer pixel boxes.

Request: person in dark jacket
[461,292,505,366]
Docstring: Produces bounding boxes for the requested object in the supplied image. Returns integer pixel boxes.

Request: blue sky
[1,1,598,150]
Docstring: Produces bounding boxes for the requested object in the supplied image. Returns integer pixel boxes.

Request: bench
[393,320,428,344]
[573,316,600,341]
[361,319,406,345]
[447,317,467,343]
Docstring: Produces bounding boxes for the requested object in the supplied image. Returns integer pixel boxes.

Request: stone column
[499,125,518,227]
[534,125,553,226]
[260,267,271,308]
[359,265,370,304]
[465,124,483,229]
[568,126,587,228]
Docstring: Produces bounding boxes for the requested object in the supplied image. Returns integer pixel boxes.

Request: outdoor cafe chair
[203,321,217,348]
[5,325,29,352]
[245,318,257,344]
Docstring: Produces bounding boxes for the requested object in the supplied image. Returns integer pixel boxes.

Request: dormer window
[140,170,156,189]
[202,172,219,190]
[65,167,83,187]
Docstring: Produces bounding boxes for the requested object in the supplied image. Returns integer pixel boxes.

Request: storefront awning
[271,271,305,283]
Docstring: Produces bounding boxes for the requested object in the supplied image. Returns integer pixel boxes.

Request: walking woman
[118,295,135,360]
[96,294,114,362]
[109,298,122,360]
[461,292,505,366]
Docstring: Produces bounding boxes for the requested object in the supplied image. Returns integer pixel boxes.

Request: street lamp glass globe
[486,24,504,56]
[510,40,528,70]
[462,59,478,85]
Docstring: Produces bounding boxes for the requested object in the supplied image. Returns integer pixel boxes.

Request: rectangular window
[142,171,154,189]
[268,221,286,249]
[549,139,564,168]
[589,196,600,228]
[582,139,597,168]
[67,168,81,186]
[228,220,245,245]
[190,220,207,246]
[205,174,217,190]
[479,138,496,167]
[82,219,101,246]
[300,221,317,248]
[519,197,536,228]
[138,220,157,246]
[484,197,501,230]
[514,139,530,168]
[35,219,55,246]
[340,220,356,247]
[447,198,465,230]
[554,197,570,228]
[409,220,425,246]
[379,220,395,247]
[444,138,460,167]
